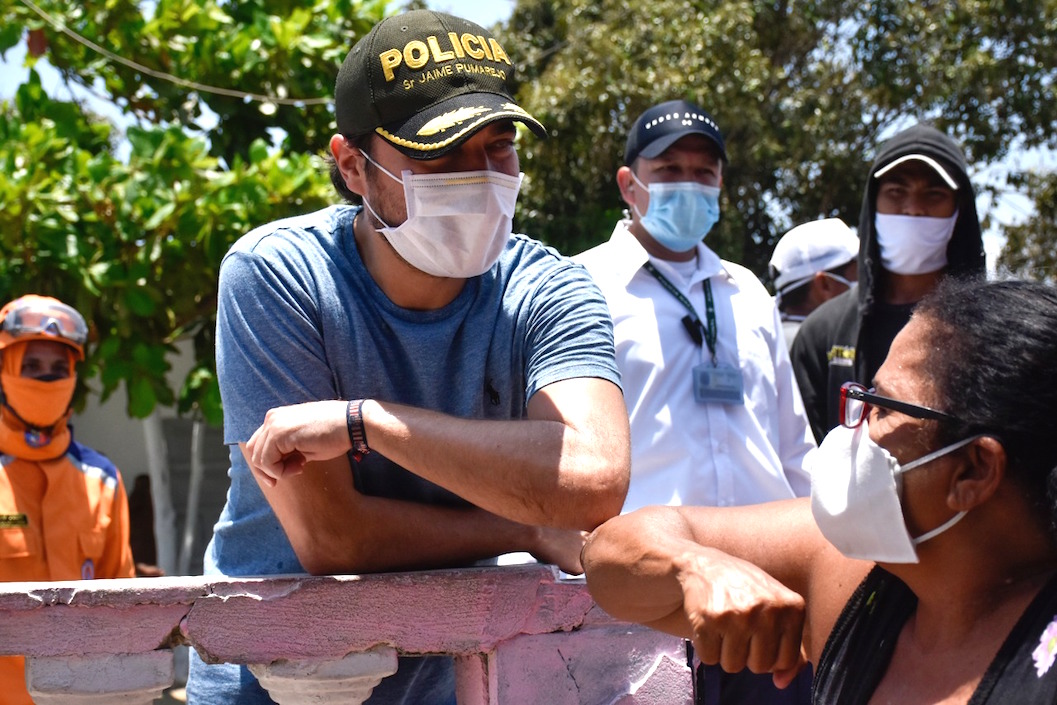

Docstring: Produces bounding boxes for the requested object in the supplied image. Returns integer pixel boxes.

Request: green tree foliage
[0,0,390,421]
[5,0,387,163]
[2,0,1055,425]
[500,0,1057,273]
[997,171,1057,283]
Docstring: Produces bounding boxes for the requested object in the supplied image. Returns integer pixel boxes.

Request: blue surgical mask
[632,173,721,252]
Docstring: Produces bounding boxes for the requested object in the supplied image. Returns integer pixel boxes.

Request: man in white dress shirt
[575,99,815,704]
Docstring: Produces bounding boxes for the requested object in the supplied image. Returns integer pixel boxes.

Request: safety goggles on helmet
[1,299,88,348]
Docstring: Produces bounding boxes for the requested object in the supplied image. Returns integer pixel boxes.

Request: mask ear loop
[628,170,650,221]
[776,274,815,300]
[360,198,394,231]
[357,149,406,232]
[358,149,404,185]
[822,272,852,288]
[898,434,985,546]
[898,433,981,474]
[911,509,967,545]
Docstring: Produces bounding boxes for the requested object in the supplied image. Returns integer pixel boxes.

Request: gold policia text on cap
[377,33,513,83]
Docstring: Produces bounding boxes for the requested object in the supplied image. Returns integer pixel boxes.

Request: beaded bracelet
[346,399,370,461]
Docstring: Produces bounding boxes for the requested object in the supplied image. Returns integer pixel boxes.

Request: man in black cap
[575,99,815,704]
[188,10,630,704]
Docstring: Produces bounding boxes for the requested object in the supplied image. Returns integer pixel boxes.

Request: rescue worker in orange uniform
[0,295,135,704]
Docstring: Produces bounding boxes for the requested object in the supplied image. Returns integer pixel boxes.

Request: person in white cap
[769,218,859,349]
[790,123,985,444]
[576,100,816,705]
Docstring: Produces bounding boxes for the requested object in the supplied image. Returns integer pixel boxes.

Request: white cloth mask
[360,151,522,278]
[874,211,958,275]
[809,420,979,564]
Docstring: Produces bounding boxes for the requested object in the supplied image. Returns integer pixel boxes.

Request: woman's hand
[674,547,808,686]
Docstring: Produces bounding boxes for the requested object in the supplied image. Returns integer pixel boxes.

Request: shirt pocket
[78,528,106,560]
[0,524,42,559]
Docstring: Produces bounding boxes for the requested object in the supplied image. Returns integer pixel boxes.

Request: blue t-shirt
[189,205,619,705]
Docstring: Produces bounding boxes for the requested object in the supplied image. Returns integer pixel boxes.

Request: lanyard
[643,261,718,364]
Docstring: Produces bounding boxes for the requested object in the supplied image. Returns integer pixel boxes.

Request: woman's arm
[582,499,871,682]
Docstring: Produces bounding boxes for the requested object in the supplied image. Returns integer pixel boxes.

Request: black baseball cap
[624,99,727,165]
[335,10,546,160]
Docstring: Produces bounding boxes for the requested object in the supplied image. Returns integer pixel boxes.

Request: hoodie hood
[856,123,986,313]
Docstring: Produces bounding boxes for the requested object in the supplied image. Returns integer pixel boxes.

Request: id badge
[693,363,744,405]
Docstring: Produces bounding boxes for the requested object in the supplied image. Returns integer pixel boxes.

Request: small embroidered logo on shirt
[826,345,856,365]
[0,514,28,528]
[24,429,51,448]
[1032,614,1057,677]
[81,559,95,580]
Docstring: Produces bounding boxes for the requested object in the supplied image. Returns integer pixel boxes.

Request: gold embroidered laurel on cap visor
[377,102,543,154]
[417,106,492,136]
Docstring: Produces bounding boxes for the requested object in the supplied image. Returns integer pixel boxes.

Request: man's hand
[674,548,808,688]
[246,400,351,486]
[530,526,590,575]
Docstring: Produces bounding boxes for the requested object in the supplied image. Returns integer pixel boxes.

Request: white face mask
[874,211,959,275]
[809,420,979,564]
[360,151,522,278]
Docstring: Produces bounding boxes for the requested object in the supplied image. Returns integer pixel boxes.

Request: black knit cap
[335,10,546,160]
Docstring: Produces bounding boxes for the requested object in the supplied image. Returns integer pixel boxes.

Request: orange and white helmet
[0,295,87,360]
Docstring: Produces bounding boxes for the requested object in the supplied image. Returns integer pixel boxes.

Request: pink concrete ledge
[0,565,691,704]
[0,565,592,661]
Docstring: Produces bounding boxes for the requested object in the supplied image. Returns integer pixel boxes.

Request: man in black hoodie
[790,123,986,443]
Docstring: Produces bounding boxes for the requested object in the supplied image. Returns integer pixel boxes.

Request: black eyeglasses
[839,381,959,429]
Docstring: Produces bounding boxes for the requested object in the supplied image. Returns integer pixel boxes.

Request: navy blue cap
[624,100,727,165]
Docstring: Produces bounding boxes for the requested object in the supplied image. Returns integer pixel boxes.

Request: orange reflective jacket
[0,440,135,704]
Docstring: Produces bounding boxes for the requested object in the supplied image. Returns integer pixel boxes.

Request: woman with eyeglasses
[0,295,136,705]
[583,277,1057,704]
